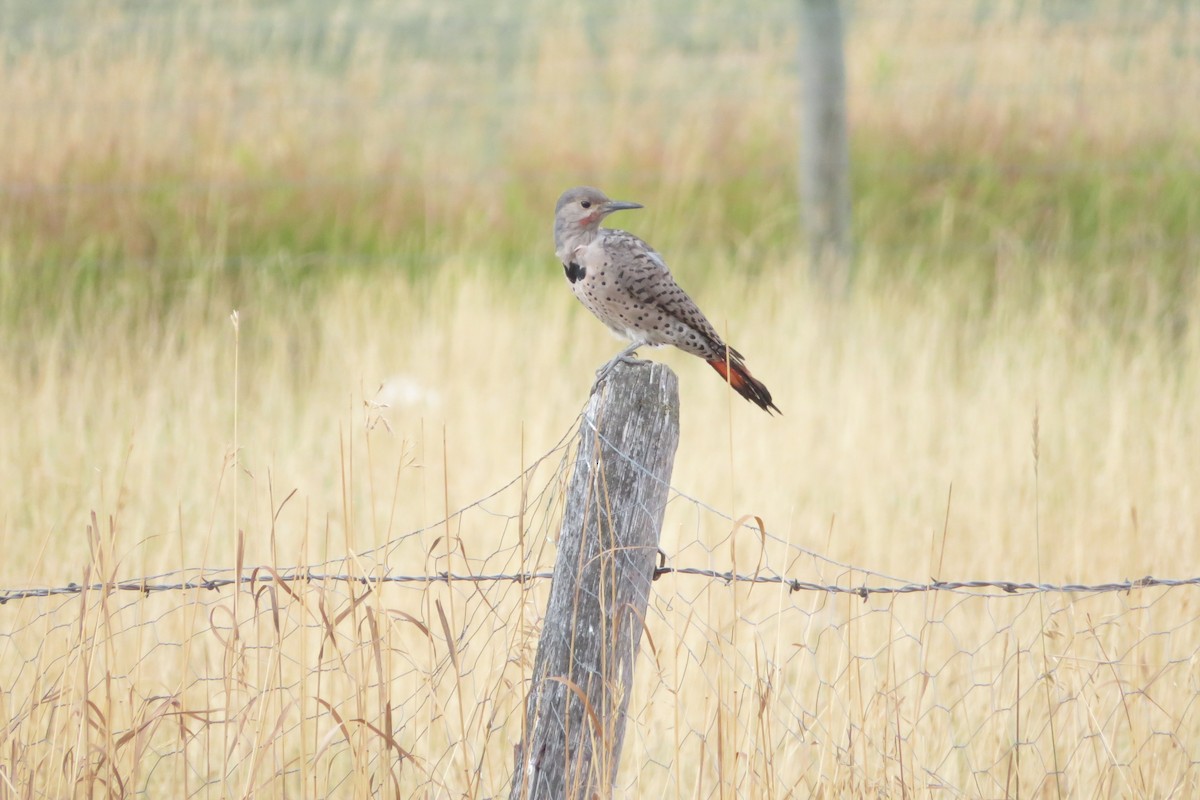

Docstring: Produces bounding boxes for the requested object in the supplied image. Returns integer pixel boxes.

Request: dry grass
[3,262,1197,796]
[1,0,1199,796]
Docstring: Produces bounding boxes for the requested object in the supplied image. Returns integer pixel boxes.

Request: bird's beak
[603,200,643,216]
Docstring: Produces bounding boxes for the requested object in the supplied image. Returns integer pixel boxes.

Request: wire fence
[7,568,1200,606]
[3,410,1199,797]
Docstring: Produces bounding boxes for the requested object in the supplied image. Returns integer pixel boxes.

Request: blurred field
[1,0,1199,796]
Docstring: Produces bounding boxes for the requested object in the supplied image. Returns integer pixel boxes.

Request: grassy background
[1,0,1199,795]
[3,0,1196,576]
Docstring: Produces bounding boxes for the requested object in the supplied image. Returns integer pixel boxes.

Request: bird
[553,185,779,415]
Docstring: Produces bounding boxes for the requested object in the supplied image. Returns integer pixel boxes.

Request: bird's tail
[708,352,780,415]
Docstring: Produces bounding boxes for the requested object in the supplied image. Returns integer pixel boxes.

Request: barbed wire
[4,566,1198,607]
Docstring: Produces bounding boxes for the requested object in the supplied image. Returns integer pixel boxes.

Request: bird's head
[554,186,643,244]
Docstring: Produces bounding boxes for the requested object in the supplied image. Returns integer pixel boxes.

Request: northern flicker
[553,186,780,414]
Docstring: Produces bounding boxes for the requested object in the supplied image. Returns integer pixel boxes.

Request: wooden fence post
[510,361,680,800]
[798,0,853,294]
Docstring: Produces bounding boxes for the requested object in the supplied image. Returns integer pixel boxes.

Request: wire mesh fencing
[2,413,1198,798]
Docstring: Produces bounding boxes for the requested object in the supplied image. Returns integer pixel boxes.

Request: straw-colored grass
[1,0,1198,796]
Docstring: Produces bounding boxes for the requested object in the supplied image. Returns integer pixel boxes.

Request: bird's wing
[603,230,737,359]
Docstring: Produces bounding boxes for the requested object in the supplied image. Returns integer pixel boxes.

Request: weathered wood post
[798,0,853,294]
[510,361,680,800]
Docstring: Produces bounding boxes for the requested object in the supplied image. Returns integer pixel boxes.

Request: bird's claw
[590,346,647,394]
[594,353,642,380]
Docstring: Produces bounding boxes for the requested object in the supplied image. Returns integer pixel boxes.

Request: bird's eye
[580,200,592,209]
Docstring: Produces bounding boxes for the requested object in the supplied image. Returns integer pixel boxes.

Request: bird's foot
[594,353,643,381]
[590,344,648,394]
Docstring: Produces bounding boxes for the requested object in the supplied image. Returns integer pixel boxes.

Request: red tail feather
[708,358,780,415]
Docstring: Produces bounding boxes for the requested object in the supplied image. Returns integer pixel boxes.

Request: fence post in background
[798,0,853,295]
[510,362,680,800]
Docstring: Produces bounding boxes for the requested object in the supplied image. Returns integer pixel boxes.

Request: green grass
[2,1,1196,315]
